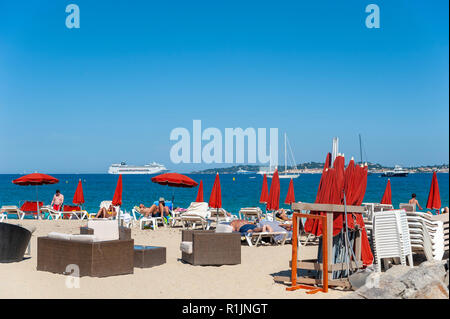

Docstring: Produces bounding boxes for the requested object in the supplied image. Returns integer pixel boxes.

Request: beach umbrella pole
[36,185,40,220]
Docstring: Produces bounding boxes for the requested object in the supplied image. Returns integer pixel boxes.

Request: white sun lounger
[373,209,413,272]
[238,207,262,221]
[243,231,288,247]
[39,205,88,220]
[0,206,24,220]
[180,202,211,230]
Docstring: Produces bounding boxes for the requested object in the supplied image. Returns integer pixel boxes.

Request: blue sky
[0,0,448,173]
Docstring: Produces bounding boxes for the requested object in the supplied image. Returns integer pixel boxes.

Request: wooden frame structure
[278,202,366,291]
[287,212,328,293]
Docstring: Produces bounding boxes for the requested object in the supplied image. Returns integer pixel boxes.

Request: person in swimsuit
[51,190,64,211]
[230,219,273,235]
[96,204,117,218]
[139,198,170,218]
[275,209,291,221]
[408,193,423,210]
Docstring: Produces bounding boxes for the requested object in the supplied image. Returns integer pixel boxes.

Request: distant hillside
[190,162,449,174]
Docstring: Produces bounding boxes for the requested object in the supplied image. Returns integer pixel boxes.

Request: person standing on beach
[51,189,64,211]
[408,193,423,211]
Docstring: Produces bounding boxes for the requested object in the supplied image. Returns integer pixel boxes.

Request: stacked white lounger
[373,209,413,272]
[405,211,447,261]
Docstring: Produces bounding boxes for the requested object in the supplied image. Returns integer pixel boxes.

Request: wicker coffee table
[134,245,166,268]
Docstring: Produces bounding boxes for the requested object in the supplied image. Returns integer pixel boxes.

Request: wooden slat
[292,202,366,213]
[289,260,363,271]
[274,276,351,289]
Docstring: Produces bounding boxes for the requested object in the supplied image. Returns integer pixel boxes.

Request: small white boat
[236,168,254,174]
[381,165,409,177]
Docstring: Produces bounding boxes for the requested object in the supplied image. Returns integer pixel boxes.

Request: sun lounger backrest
[182,202,209,219]
[399,203,415,212]
[87,219,119,241]
[20,201,43,212]
[100,201,112,209]
[63,205,81,212]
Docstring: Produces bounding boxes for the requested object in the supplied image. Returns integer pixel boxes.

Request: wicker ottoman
[134,246,166,268]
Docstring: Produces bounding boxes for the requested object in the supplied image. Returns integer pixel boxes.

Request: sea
[0,173,448,218]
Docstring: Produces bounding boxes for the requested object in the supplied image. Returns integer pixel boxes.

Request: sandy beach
[0,220,349,299]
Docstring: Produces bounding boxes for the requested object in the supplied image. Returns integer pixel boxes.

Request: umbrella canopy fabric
[112,175,123,206]
[284,178,295,205]
[380,179,392,205]
[259,174,269,204]
[73,179,85,205]
[267,169,280,211]
[151,173,198,188]
[208,173,222,209]
[426,171,441,210]
[195,180,204,202]
[12,173,59,186]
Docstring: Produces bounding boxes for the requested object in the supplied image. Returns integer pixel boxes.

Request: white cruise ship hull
[108,162,168,174]
[108,168,167,174]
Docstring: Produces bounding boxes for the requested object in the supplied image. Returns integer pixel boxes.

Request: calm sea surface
[0,173,448,217]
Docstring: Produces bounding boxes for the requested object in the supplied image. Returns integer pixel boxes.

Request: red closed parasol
[112,175,123,206]
[380,179,392,205]
[151,173,198,188]
[267,169,280,211]
[73,179,85,205]
[208,173,222,209]
[195,180,204,202]
[259,174,269,204]
[285,178,295,205]
[426,171,441,211]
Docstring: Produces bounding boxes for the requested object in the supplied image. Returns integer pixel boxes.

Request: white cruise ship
[108,162,168,175]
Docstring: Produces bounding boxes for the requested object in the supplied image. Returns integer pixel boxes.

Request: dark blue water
[0,173,448,216]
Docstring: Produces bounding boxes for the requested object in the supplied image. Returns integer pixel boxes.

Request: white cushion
[181,202,210,219]
[87,219,119,241]
[215,223,233,233]
[70,235,98,243]
[180,241,193,254]
[48,232,72,241]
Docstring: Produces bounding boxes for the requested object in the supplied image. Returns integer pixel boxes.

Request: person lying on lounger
[275,209,291,221]
[230,219,273,235]
[96,204,117,218]
[139,198,170,218]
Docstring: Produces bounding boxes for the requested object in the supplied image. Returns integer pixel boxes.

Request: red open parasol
[426,171,441,211]
[380,179,392,205]
[267,169,280,211]
[260,174,269,204]
[151,173,198,188]
[195,180,204,202]
[12,173,59,185]
[12,173,59,218]
[73,179,85,206]
[285,178,295,205]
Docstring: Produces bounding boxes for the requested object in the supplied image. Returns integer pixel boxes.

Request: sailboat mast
[284,133,287,173]
[359,134,363,164]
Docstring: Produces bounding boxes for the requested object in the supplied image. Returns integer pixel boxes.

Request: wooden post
[326,211,333,282]
[290,214,298,286]
[322,214,328,293]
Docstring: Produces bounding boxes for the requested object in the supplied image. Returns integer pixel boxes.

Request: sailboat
[268,133,300,179]
[359,134,372,175]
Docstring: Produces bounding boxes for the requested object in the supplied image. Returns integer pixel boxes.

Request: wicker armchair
[180,230,241,266]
